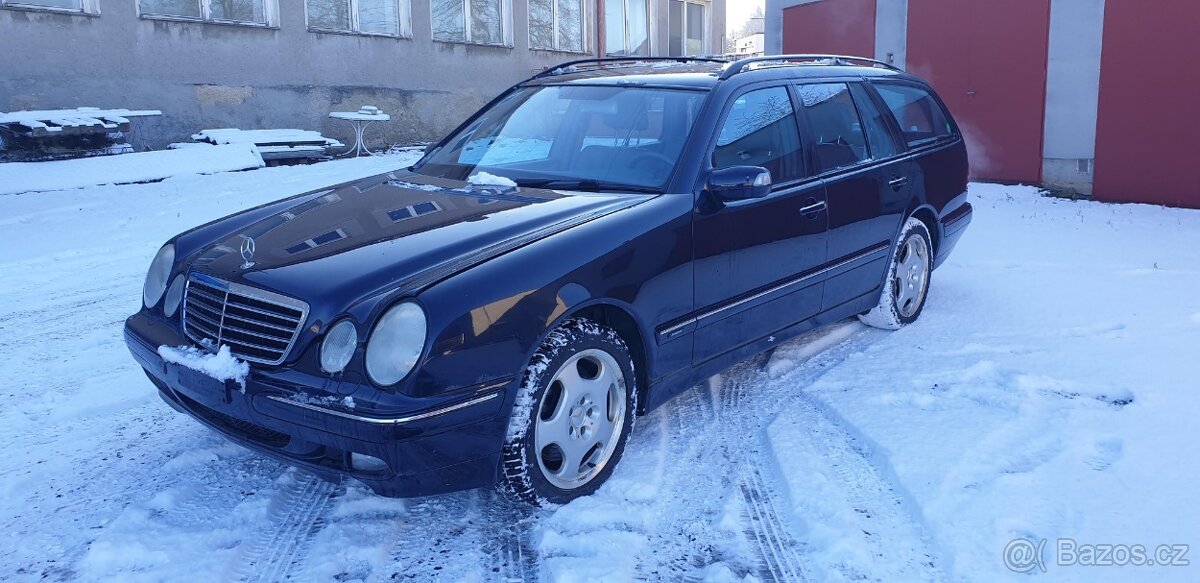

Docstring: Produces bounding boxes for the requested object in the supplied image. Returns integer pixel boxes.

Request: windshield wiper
[515,178,661,194]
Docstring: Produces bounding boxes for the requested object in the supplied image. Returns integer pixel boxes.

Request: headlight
[163,275,185,318]
[365,302,427,386]
[143,244,175,308]
[320,319,358,374]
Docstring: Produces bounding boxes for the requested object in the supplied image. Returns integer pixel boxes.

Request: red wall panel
[1094,1,1200,207]
[906,0,1051,184]
[782,0,876,58]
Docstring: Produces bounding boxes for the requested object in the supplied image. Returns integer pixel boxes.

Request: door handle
[799,199,826,216]
[889,176,909,191]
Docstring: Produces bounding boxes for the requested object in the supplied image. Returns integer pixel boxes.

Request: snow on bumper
[157,344,249,390]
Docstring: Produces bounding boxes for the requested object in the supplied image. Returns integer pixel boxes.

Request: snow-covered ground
[0,144,266,196]
[1,155,1197,582]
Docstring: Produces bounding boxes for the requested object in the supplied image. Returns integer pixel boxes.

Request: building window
[1,0,99,14]
[432,0,512,46]
[306,0,411,37]
[529,0,584,53]
[137,0,279,27]
[605,0,649,56]
[668,0,705,56]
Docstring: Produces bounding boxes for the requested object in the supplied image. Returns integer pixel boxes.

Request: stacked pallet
[0,107,161,161]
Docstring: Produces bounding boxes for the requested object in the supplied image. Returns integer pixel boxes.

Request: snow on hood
[467,171,517,187]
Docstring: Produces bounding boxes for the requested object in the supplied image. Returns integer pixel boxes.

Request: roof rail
[531,56,730,80]
[719,54,901,79]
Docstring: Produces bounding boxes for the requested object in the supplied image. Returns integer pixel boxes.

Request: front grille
[182,273,308,365]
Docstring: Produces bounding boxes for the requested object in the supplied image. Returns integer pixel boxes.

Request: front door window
[713,86,805,183]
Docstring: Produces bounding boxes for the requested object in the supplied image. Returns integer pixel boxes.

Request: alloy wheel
[892,233,930,319]
[533,348,627,490]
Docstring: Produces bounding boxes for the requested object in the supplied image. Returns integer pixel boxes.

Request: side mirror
[707,166,772,201]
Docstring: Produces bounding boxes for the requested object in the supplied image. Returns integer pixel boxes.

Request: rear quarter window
[872,83,956,148]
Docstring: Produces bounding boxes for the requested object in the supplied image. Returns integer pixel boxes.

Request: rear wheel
[500,318,637,506]
[860,217,933,330]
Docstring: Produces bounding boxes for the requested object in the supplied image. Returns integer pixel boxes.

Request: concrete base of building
[1042,158,1095,196]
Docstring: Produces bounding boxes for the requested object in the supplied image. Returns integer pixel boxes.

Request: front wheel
[859,217,934,330]
[500,318,637,506]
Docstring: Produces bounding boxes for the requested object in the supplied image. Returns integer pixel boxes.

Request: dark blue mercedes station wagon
[125,55,972,505]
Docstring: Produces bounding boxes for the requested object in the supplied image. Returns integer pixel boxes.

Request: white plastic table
[329,109,391,157]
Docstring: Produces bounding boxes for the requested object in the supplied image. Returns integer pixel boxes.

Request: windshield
[415,85,708,192]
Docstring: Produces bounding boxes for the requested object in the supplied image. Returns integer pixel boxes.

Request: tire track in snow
[738,467,809,582]
[230,472,339,583]
[632,324,874,581]
[635,378,740,581]
[386,490,541,582]
[481,495,540,582]
[766,393,945,582]
[629,321,945,582]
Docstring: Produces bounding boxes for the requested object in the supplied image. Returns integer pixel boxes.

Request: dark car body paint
[125,61,972,497]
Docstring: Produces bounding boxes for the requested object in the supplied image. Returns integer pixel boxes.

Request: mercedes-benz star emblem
[239,235,256,269]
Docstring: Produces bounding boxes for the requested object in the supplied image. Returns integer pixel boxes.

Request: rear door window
[848,83,901,160]
[872,83,956,148]
[795,83,869,173]
[713,86,805,183]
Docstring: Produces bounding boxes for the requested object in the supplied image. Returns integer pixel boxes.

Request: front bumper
[124,311,513,497]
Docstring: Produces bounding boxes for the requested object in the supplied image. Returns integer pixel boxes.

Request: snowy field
[1,152,1198,582]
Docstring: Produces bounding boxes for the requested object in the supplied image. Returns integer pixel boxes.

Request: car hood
[185,171,651,307]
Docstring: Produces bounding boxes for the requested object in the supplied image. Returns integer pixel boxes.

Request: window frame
[705,82,811,190]
[667,0,707,57]
[527,0,588,54]
[304,0,412,39]
[604,0,652,57]
[1,0,99,15]
[867,79,961,151]
[431,0,515,48]
[136,0,280,28]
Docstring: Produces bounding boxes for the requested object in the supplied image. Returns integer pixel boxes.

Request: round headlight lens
[320,319,359,374]
[365,302,427,386]
[143,244,175,308]
[163,274,186,318]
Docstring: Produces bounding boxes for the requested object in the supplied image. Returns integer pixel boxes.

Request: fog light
[350,452,389,472]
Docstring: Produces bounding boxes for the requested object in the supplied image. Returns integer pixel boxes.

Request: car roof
[524,56,917,91]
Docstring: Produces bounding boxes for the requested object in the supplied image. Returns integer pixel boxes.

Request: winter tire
[859,217,933,330]
[500,318,637,506]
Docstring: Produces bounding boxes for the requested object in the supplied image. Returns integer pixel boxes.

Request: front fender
[412,194,695,400]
